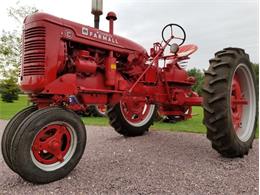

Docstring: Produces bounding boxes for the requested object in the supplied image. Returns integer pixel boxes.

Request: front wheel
[108,99,156,136]
[9,107,87,184]
[1,105,37,172]
[203,47,257,158]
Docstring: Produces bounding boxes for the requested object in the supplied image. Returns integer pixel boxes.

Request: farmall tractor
[1,6,257,184]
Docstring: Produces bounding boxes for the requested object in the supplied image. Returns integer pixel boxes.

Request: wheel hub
[98,105,106,112]
[121,100,150,123]
[32,124,71,164]
[230,63,255,142]
[120,97,155,127]
[231,74,246,130]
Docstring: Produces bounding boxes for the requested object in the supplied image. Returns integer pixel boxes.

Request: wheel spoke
[232,99,248,105]
[54,125,66,142]
[174,36,184,40]
[170,25,173,37]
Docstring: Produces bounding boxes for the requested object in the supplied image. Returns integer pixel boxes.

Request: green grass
[0,95,30,120]
[83,107,207,134]
[0,95,258,137]
[81,117,109,126]
[152,106,206,134]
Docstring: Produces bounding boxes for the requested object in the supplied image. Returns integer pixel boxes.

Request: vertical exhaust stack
[106,12,117,34]
[91,0,103,29]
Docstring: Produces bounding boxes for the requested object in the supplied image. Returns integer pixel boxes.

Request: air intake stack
[91,0,103,29]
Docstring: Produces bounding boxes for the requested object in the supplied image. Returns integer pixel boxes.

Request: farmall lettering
[2,10,257,185]
[82,27,119,44]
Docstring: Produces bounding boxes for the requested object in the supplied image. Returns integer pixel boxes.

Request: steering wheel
[162,23,186,46]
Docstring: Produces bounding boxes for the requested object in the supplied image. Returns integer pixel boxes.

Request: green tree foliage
[0,77,20,102]
[0,3,37,80]
[0,31,21,80]
[0,3,37,102]
[0,30,22,102]
[187,68,204,95]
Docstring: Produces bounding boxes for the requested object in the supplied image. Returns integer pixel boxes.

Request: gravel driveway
[0,120,258,194]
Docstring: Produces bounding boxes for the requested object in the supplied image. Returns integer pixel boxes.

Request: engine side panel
[20,12,148,93]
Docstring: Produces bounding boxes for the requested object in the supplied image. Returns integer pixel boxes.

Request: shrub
[0,78,20,102]
[187,68,204,95]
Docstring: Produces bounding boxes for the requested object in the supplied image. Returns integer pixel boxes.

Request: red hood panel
[24,12,147,55]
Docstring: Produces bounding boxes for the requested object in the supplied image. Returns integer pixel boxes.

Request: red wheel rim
[231,73,248,131]
[120,98,155,126]
[97,105,106,114]
[31,124,71,165]
[230,64,256,142]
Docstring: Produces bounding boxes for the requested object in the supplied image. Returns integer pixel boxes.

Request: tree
[0,3,37,102]
[0,31,21,80]
[187,68,204,95]
[0,77,20,102]
[0,3,37,80]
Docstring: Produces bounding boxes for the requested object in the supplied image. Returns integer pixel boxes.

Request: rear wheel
[9,107,86,184]
[166,106,192,123]
[1,105,37,172]
[108,98,156,136]
[203,48,257,157]
[91,105,107,117]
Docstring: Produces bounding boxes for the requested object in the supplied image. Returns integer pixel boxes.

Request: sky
[0,0,258,70]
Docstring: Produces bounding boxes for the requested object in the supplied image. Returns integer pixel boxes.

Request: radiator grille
[22,27,46,76]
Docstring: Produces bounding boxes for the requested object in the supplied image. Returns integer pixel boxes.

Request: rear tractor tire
[90,104,107,117]
[9,107,87,184]
[107,100,157,136]
[203,47,257,158]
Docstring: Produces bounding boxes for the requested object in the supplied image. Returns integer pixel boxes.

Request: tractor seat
[177,44,198,58]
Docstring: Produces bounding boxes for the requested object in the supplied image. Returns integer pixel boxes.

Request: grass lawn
[0,95,30,120]
[153,106,206,134]
[0,95,258,137]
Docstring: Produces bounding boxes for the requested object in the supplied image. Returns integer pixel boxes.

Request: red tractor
[1,9,257,184]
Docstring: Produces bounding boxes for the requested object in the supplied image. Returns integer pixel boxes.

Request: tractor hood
[24,12,148,57]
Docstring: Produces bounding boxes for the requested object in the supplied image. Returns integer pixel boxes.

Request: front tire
[1,105,37,172]
[9,107,87,184]
[203,48,257,158]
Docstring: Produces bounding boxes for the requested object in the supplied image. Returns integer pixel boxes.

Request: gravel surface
[0,119,258,194]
